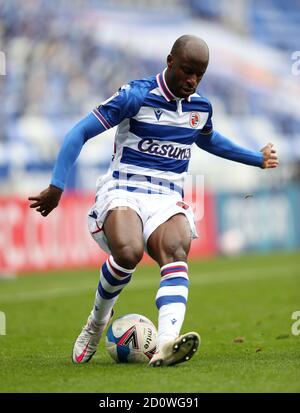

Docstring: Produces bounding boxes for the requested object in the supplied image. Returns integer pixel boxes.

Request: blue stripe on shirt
[142,95,177,111]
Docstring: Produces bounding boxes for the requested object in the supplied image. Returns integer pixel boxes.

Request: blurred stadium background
[0,0,300,275]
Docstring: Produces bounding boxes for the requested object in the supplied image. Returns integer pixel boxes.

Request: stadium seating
[0,0,299,194]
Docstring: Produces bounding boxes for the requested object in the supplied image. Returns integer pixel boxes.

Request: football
[105,314,157,363]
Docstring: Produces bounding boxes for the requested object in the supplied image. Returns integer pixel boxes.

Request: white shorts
[87,182,198,254]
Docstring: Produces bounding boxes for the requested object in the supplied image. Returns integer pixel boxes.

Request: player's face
[166,52,207,99]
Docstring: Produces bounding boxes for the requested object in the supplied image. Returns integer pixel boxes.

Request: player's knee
[160,242,188,265]
[113,245,144,269]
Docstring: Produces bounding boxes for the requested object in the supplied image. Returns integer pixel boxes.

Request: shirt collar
[156,68,192,102]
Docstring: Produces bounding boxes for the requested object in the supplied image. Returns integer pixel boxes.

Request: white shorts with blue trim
[87,180,198,254]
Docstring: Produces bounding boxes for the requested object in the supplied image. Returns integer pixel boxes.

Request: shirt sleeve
[200,100,213,136]
[50,113,106,190]
[92,82,144,129]
[195,130,264,167]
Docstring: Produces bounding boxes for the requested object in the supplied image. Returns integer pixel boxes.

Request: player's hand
[28,185,63,217]
[260,143,279,169]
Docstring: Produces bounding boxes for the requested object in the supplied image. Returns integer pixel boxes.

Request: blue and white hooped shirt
[92,69,213,196]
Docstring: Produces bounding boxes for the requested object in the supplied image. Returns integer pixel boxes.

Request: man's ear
[167,54,173,69]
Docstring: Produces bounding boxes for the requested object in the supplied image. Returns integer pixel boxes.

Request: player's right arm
[28,81,147,216]
[28,113,106,216]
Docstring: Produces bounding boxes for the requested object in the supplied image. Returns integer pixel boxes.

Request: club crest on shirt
[189,111,200,128]
[154,108,163,121]
[176,201,189,210]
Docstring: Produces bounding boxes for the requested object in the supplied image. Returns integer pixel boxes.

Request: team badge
[189,111,200,128]
[176,201,189,210]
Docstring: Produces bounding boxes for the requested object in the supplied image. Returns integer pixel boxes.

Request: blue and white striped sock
[91,255,135,325]
[155,261,189,348]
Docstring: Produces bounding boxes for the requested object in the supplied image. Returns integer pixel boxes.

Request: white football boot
[72,310,114,364]
[149,332,200,367]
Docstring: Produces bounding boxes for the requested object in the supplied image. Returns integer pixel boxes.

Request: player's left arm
[195,130,279,169]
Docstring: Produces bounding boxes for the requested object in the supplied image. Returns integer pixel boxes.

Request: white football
[105,314,157,363]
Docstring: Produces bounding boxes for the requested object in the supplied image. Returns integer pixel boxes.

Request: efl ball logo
[105,314,157,363]
[189,112,200,128]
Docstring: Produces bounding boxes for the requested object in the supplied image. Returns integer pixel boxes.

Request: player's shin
[155,262,189,348]
[90,255,135,325]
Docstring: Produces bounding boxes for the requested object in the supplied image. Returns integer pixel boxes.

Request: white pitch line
[0,264,299,304]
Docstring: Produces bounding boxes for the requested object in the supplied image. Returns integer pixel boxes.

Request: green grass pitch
[0,252,299,393]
